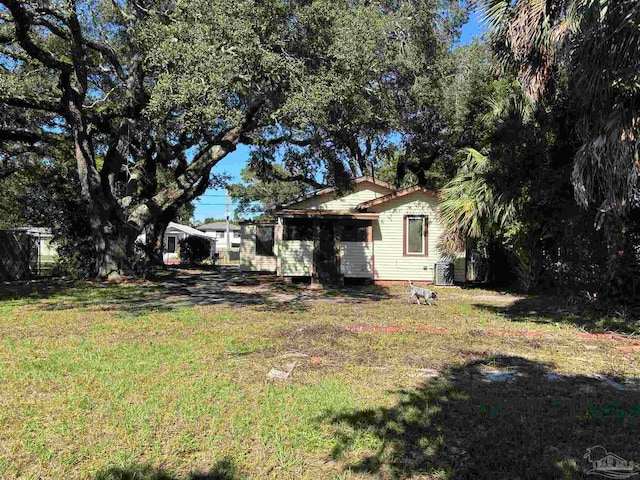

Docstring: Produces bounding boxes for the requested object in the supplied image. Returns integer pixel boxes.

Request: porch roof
[167,222,212,239]
[278,209,379,220]
[238,219,277,225]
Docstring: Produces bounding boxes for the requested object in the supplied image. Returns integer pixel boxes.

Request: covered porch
[277,210,378,285]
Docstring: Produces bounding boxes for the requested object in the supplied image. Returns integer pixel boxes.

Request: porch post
[335,222,343,286]
[276,217,284,278]
[311,218,319,286]
[368,222,374,285]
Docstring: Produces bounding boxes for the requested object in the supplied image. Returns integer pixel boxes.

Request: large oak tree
[0,0,456,278]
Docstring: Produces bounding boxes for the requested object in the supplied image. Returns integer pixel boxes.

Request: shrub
[178,236,211,265]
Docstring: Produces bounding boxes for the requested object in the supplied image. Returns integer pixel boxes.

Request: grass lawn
[0,273,638,479]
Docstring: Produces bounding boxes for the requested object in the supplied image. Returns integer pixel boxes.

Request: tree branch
[0,0,73,73]
[270,171,325,189]
[32,14,68,41]
[32,11,125,80]
[0,127,54,144]
[100,122,127,196]
[65,0,88,95]
[0,96,62,113]
[242,133,315,147]
[127,127,244,229]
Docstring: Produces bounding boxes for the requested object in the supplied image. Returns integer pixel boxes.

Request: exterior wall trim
[402,215,429,257]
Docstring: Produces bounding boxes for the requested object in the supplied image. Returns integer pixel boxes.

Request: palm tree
[439,148,516,254]
[483,0,640,216]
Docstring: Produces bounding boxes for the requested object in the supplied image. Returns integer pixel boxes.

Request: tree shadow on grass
[95,457,239,480]
[473,295,640,334]
[0,269,276,315]
[0,267,391,316]
[324,355,640,479]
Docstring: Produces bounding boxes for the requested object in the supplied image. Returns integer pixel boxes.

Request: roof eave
[356,185,440,211]
[277,175,395,209]
[278,209,379,220]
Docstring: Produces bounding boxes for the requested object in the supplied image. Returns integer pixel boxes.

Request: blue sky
[193,9,486,222]
[458,8,485,46]
[193,144,251,222]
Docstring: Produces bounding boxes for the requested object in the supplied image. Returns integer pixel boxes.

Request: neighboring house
[1,227,57,280]
[240,176,465,284]
[162,222,215,264]
[10,227,57,258]
[197,222,241,251]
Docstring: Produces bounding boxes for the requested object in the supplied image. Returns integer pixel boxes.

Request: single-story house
[9,227,57,258]
[1,227,57,280]
[197,222,241,251]
[162,222,216,264]
[239,176,465,285]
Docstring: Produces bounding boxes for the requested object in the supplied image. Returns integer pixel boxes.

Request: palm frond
[439,148,517,255]
[482,0,640,212]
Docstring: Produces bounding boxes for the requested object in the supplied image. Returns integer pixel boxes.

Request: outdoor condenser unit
[434,262,454,286]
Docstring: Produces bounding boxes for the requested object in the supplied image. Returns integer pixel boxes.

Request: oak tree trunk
[74,122,241,279]
[140,213,175,268]
[91,214,138,281]
[73,122,140,280]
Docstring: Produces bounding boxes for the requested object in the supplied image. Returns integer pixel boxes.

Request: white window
[404,216,427,255]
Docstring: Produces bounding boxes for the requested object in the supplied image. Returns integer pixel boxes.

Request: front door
[315,220,339,284]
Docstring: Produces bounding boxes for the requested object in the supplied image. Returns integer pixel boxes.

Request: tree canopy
[227,164,309,218]
[0,0,464,278]
[485,0,640,215]
[433,1,640,294]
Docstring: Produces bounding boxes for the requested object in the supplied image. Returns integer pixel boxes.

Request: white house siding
[291,183,392,210]
[274,222,283,275]
[240,224,277,272]
[368,192,465,282]
[36,236,56,257]
[163,228,188,262]
[340,242,373,277]
[202,231,241,249]
[278,240,314,276]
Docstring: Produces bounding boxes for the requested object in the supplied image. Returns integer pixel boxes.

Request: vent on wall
[434,262,454,286]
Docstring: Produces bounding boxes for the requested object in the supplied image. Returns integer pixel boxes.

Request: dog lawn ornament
[407,280,438,305]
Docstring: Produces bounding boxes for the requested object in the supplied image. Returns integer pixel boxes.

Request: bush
[179,236,211,265]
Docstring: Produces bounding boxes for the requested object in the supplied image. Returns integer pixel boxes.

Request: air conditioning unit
[434,262,454,286]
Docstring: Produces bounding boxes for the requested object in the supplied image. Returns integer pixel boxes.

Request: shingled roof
[198,222,241,232]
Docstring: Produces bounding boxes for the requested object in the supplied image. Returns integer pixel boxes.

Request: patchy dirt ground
[0,268,639,479]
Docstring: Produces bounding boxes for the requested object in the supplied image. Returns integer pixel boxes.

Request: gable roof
[167,222,211,239]
[356,185,440,211]
[276,175,395,209]
[198,222,240,232]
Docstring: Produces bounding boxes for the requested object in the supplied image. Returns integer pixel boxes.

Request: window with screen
[255,226,275,256]
[405,216,427,255]
[284,219,314,241]
[341,224,368,242]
